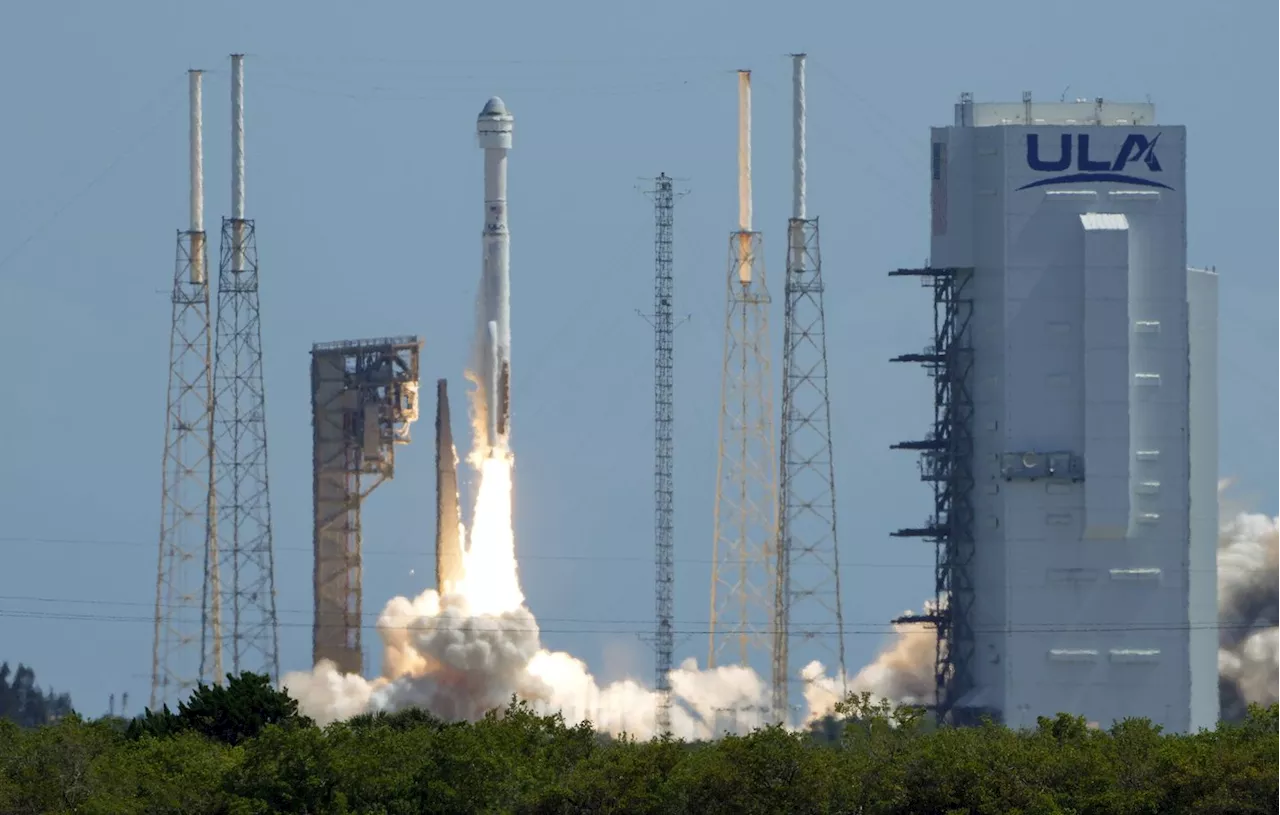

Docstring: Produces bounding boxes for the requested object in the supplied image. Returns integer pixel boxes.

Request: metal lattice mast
[212,54,281,681]
[709,71,778,672]
[775,54,846,723]
[151,70,221,710]
[649,173,677,734]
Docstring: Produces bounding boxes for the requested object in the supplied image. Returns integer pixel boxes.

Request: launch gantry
[310,336,422,675]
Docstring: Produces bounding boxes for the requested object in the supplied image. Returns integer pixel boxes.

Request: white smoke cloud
[283,587,780,739]
[798,602,937,725]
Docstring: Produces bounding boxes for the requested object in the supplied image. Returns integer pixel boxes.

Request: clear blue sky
[0,1,1274,716]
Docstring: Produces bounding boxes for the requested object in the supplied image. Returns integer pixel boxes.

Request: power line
[0,76,186,277]
[0,534,1227,572]
[0,604,1254,636]
[5,589,1265,633]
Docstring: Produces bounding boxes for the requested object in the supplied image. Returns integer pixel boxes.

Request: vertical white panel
[1187,267,1219,730]
[1003,123,1189,733]
[1081,214,1131,538]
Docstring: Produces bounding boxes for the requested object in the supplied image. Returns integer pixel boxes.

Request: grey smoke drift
[1217,508,1279,720]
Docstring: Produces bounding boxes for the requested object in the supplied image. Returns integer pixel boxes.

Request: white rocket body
[477,97,513,455]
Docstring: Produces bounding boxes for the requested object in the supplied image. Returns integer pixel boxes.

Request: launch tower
[311,336,422,675]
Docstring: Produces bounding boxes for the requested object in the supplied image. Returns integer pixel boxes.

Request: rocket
[436,97,513,593]
[477,96,513,454]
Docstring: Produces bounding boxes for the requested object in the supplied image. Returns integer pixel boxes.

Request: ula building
[891,94,1217,732]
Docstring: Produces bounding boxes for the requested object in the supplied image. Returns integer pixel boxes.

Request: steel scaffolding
[889,266,976,726]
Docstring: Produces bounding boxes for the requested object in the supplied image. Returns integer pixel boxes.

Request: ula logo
[1017,132,1173,191]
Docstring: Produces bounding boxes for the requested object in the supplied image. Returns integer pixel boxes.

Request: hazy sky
[0,1,1274,716]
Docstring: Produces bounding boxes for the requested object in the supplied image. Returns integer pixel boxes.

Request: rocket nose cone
[480,96,508,117]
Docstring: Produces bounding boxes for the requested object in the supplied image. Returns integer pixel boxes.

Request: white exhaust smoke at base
[283,451,788,740]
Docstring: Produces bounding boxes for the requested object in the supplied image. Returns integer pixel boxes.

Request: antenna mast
[212,54,281,681]
[151,69,220,709]
[776,53,846,724]
[645,173,681,734]
[709,71,778,676]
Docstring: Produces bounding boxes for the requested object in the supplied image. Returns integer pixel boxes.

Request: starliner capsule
[477,96,513,455]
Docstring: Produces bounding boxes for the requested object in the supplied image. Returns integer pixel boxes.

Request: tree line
[0,671,1275,814]
[0,663,73,730]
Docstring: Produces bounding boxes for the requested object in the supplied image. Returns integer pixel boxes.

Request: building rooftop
[954,93,1156,127]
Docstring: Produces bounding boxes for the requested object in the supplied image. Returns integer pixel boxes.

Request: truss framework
[211,216,281,682]
[646,174,678,734]
[709,231,777,674]
[151,229,219,710]
[889,266,977,725]
[776,216,846,722]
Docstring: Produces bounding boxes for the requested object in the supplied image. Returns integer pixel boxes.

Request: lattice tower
[211,54,280,680]
[774,53,847,723]
[151,69,220,710]
[708,69,777,673]
[648,173,677,733]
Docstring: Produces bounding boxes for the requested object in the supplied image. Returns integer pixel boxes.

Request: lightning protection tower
[774,53,846,724]
[212,54,281,681]
[644,173,679,734]
[311,336,422,675]
[151,70,220,710]
[709,71,778,674]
